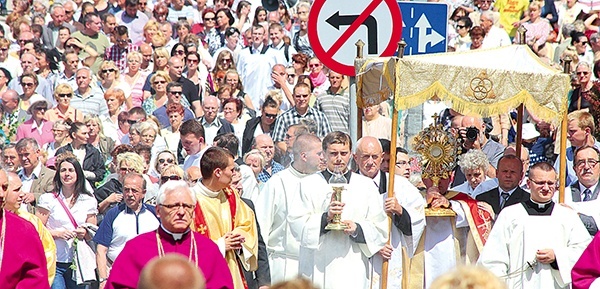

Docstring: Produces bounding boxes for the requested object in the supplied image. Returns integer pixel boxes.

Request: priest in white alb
[256,134,324,283]
[288,131,388,289]
[478,162,591,289]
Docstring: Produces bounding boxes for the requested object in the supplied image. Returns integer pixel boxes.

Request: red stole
[193,186,248,289]
[449,191,494,246]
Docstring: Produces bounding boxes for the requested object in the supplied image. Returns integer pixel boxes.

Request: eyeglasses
[120,167,137,173]
[65,10,74,14]
[21,82,35,87]
[175,50,185,55]
[264,113,277,119]
[169,91,183,95]
[581,41,589,45]
[204,17,215,21]
[102,69,116,74]
[138,2,147,6]
[295,94,310,98]
[0,48,8,51]
[126,119,139,125]
[288,74,296,78]
[154,80,167,84]
[577,71,590,76]
[457,25,466,29]
[161,175,181,183]
[58,93,72,98]
[309,64,320,68]
[18,39,33,44]
[187,58,199,63]
[528,178,557,188]
[159,202,195,211]
[34,106,47,111]
[575,159,600,168]
[158,158,174,164]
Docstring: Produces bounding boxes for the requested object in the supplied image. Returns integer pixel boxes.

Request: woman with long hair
[292,15,314,57]
[176,20,191,43]
[216,8,235,45]
[307,57,330,97]
[161,103,184,153]
[45,84,84,123]
[36,153,98,289]
[0,67,12,95]
[234,0,251,32]
[55,122,106,188]
[224,69,255,112]
[252,6,267,26]
[278,3,293,32]
[142,71,172,115]
[291,53,309,84]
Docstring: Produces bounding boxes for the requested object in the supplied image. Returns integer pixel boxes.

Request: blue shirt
[257,160,285,183]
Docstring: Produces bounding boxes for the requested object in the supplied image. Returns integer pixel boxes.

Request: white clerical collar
[196,181,220,198]
[160,224,190,241]
[529,198,552,209]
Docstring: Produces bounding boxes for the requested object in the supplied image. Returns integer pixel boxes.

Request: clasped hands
[426,186,450,208]
[224,232,245,251]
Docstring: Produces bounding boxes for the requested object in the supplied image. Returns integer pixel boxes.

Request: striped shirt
[271,106,332,142]
[315,88,350,134]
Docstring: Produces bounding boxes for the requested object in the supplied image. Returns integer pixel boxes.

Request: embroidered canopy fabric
[356,45,570,123]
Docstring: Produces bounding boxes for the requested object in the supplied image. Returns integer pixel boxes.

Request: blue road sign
[398,2,447,55]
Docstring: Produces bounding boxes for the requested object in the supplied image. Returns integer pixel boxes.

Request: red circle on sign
[308,0,403,76]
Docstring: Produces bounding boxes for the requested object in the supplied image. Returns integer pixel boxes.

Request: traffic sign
[398,2,447,55]
[308,0,403,76]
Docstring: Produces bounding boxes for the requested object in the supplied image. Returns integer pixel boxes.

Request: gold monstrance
[412,114,459,217]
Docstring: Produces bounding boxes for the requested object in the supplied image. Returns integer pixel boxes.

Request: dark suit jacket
[42,22,76,48]
[569,181,599,235]
[476,187,530,215]
[55,143,106,186]
[241,198,271,288]
[242,117,275,156]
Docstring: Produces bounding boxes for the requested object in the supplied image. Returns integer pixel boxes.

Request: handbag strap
[54,192,79,229]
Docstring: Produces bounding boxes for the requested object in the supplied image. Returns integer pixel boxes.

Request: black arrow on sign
[326,11,378,54]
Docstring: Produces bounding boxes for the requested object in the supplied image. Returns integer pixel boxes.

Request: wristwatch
[99,277,107,283]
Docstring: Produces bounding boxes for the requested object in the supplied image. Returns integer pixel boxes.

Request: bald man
[138,254,206,289]
[199,95,234,145]
[185,166,202,187]
[353,136,425,288]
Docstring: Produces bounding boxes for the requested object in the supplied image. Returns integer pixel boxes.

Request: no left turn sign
[308,0,403,76]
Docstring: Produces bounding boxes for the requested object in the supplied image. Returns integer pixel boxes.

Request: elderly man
[477,155,530,215]
[288,131,388,289]
[4,171,56,286]
[253,134,284,183]
[1,143,20,172]
[15,138,55,209]
[192,147,259,289]
[200,95,233,145]
[256,134,324,283]
[54,50,79,91]
[1,90,28,140]
[95,173,160,289]
[271,83,332,153]
[106,180,234,289]
[71,67,109,116]
[353,136,425,288]
[562,146,600,236]
[478,163,591,289]
[0,169,50,288]
[42,4,76,48]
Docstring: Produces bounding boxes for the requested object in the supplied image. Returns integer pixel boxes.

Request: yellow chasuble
[17,209,57,286]
[193,183,258,289]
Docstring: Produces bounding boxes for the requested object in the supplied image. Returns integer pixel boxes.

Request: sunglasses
[457,25,466,29]
[34,106,47,111]
[187,58,199,63]
[58,93,72,98]
[126,119,139,125]
[18,39,33,44]
[309,64,320,68]
[175,50,185,55]
[204,17,215,21]
[102,69,116,73]
[154,80,167,84]
[169,91,183,95]
[158,158,174,164]
[264,113,277,119]
[161,175,181,182]
[221,58,232,63]
[577,71,590,75]
[22,82,35,87]
[0,48,8,51]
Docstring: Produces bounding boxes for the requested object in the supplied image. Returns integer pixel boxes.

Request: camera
[465,127,480,141]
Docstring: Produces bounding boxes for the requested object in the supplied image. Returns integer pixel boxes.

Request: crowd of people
[3,0,600,289]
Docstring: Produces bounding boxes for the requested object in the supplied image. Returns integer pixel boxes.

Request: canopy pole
[559,56,572,203]
[355,40,365,141]
[515,25,528,159]
[381,40,406,289]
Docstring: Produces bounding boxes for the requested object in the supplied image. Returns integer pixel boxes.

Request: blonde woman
[142,47,170,101]
[43,120,72,159]
[121,51,149,108]
[142,71,172,115]
[45,83,84,122]
[136,20,160,46]
[85,114,115,166]
[159,164,184,186]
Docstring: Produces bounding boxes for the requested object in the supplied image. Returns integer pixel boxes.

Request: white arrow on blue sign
[398,2,448,55]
